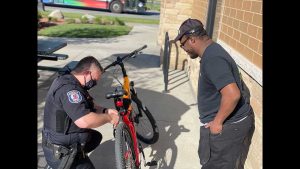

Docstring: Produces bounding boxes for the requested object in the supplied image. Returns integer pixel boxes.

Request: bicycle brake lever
[132,51,143,58]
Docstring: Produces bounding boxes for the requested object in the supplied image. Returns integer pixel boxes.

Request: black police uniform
[42,73,103,169]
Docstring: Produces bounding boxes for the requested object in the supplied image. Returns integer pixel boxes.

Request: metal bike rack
[162,32,171,93]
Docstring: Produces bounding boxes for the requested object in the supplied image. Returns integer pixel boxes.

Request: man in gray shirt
[174,18,255,169]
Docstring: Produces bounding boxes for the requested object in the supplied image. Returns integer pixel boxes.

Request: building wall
[186,0,209,94]
[158,0,262,168]
[219,0,262,68]
[217,1,262,167]
[192,0,209,25]
[158,0,194,70]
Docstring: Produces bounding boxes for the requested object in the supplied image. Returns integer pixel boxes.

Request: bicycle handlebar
[104,45,147,71]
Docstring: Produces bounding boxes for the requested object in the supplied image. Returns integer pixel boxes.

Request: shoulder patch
[67,90,82,103]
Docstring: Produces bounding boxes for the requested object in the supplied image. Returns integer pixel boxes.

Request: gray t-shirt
[197,42,252,124]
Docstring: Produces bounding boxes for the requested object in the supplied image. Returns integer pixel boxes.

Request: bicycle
[103,45,159,169]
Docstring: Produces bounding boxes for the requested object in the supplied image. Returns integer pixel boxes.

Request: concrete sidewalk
[37,23,200,169]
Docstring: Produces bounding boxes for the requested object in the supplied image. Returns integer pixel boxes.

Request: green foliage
[65,18,75,24]
[80,16,89,24]
[115,17,125,26]
[94,16,102,24]
[38,24,132,38]
[48,17,58,22]
[146,0,161,11]
[99,18,112,25]
[38,11,42,20]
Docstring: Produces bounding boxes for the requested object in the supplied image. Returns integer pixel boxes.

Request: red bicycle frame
[114,80,140,167]
[104,45,148,167]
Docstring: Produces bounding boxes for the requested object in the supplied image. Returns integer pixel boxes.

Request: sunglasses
[180,37,190,48]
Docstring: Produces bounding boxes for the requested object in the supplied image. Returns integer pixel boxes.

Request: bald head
[72,56,103,75]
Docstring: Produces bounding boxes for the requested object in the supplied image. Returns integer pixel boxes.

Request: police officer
[42,56,119,169]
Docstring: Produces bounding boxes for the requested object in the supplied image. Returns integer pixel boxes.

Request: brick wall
[217,1,262,167]
[186,0,209,91]
[219,0,262,68]
[239,68,262,169]
[212,0,223,41]
[192,0,209,25]
[158,0,195,70]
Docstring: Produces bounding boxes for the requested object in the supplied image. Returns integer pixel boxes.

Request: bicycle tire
[115,122,138,169]
[131,99,159,144]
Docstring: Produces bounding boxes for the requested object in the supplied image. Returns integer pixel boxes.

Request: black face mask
[84,73,97,90]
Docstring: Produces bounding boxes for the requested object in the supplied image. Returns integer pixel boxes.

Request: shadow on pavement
[38,53,191,168]
[89,140,116,169]
[137,88,190,169]
[88,53,190,168]
[89,82,190,168]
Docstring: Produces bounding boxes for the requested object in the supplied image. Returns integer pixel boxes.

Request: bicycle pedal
[145,161,157,166]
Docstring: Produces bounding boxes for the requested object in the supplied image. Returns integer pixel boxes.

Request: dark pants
[198,113,255,169]
[43,129,102,169]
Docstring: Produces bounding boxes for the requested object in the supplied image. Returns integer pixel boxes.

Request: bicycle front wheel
[131,99,159,144]
[115,122,138,169]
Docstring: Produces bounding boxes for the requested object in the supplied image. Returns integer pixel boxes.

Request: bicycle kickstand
[138,143,157,167]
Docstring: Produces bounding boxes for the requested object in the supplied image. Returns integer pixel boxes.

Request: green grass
[39,10,159,24]
[38,24,132,38]
[146,0,161,11]
[146,3,161,11]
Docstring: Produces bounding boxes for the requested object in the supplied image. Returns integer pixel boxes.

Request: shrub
[94,16,102,24]
[38,12,43,28]
[115,17,125,26]
[38,12,42,20]
[80,16,89,24]
[38,24,132,38]
[48,17,58,22]
[65,18,75,24]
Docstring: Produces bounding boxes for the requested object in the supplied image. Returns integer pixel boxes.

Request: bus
[41,0,147,13]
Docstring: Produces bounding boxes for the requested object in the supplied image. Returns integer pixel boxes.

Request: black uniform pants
[198,113,255,169]
[42,129,102,169]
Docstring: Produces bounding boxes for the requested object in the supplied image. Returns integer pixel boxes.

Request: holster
[57,143,78,169]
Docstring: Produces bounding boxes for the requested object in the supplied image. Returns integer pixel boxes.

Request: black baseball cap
[174,18,205,41]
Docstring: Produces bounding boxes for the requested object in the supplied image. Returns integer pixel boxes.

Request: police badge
[67,90,82,103]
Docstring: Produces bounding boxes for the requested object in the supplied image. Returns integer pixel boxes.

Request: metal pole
[206,0,217,38]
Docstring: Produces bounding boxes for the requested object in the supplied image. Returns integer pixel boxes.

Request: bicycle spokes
[136,121,154,137]
[124,149,134,169]
[123,129,136,169]
[132,103,156,140]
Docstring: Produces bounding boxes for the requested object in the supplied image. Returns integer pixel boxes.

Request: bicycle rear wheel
[115,122,138,169]
[131,99,159,144]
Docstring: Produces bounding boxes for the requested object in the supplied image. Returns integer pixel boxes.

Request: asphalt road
[37,2,160,20]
